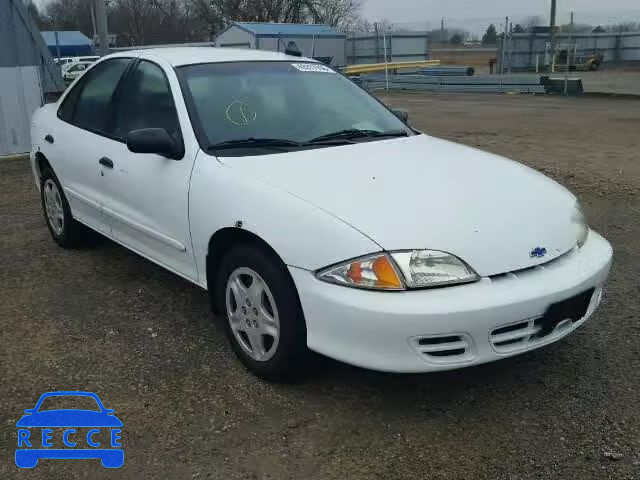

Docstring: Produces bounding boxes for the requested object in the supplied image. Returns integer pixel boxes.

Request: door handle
[44,134,54,144]
[99,157,114,169]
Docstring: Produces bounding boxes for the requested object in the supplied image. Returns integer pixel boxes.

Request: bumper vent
[410,334,476,364]
[490,319,547,352]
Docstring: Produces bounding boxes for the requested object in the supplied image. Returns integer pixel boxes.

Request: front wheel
[216,245,310,382]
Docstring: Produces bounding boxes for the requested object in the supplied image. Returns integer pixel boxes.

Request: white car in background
[55,56,100,67]
[30,48,612,382]
[62,61,95,83]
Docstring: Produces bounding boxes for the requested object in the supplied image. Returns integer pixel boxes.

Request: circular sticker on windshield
[225,101,257,127]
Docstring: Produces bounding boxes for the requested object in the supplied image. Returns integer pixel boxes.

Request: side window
[113,60,180,139]
[58,58,131,134]
[58,81,83,122]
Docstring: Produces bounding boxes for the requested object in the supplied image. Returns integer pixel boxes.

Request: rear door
[50,57,133,234]
[100,58,199,281]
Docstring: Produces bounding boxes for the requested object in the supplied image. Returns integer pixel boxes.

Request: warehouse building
[0,0,65,155]
[346,31,430,65]
[214,22,346,66]
[502,31,640,71]
[41,30,95,58]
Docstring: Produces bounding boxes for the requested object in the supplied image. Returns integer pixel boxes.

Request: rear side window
[112,60,180,139]
[58,58,131,135]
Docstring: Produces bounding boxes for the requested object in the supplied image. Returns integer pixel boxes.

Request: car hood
[16,410,123,427]
[220,135,578,277]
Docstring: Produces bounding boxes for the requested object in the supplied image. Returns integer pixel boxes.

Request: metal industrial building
[41,30,94,57]
[502,31,640,71]
[214,22,346,66]
[346,31,430,65]
[0,0,65,155]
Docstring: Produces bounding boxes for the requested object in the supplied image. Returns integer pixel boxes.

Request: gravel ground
[1,93,639,479]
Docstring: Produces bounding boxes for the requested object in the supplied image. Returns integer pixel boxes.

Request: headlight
[572,202,589,248]
[316,250,479,290]
[391,250,479,288]
[316,253,404,290]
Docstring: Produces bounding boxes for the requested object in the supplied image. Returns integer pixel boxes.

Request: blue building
[41,31,94,57]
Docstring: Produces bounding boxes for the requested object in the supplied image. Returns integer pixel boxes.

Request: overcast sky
[360,0,640,29]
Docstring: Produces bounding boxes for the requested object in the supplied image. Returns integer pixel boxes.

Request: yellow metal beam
[344,60,441,75]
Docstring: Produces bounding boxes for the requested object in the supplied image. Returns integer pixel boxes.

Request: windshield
[38,395,101,412]
[177,61,412,155]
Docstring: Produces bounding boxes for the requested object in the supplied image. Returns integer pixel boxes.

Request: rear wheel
[216,245,310,382]
[40,166,86,248]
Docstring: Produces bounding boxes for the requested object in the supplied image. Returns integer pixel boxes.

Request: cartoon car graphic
[16,391,123,468]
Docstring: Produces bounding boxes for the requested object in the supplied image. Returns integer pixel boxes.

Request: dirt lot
[430,46,495,68]
[1,93,639,479]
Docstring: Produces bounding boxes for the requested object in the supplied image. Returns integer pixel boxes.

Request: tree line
[27,1,640,49]
[28,0,361,46]
[481,16,640,46]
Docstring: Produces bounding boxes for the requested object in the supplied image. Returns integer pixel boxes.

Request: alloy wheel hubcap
[225,267,280,362]
[43,179,64,236]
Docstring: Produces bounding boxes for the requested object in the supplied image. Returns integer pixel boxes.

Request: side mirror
[24,409,34,415]
[126,128,182,160]
[105,409,115,415]
[393,109,409,123]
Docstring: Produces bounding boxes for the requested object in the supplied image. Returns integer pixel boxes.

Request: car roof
[110,47,317,67]
[37,391,100,399]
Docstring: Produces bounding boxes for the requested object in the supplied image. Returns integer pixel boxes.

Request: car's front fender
[189,150,381,287]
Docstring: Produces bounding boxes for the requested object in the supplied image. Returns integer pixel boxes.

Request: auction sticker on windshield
[15,391,123,469]
[291,63,334,73]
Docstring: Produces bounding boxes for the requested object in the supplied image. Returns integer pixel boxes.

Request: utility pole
[508,21,513,74]
[549,0,557,72]
[374,22,380,63]
[569,11,575,62]
[51,15,61,61]
[94,0,109,56]
[500,16,508,75]
[565,10,575,95]
[89,1,97,41]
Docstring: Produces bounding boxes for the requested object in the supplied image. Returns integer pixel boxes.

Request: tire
[216,244,310,382]
[40,165,85,248]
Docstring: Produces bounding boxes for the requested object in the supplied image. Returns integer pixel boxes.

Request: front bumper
[290,231,613,373]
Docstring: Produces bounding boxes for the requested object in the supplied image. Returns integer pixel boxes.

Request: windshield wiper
[308,129,409,143]
[206,138,303,152]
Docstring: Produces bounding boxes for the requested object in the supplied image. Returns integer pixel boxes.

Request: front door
[101,59,198,281]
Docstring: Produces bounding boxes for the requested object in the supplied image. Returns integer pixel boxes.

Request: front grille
[489,288,601,354]
[410,334,475,364]
[489,248,576,283]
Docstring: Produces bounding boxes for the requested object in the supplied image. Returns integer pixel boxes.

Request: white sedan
[62,61,94,83]
[30,47,612,381]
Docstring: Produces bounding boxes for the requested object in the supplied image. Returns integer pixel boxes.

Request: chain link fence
[344,12,640,73]
[344,18,506,73]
